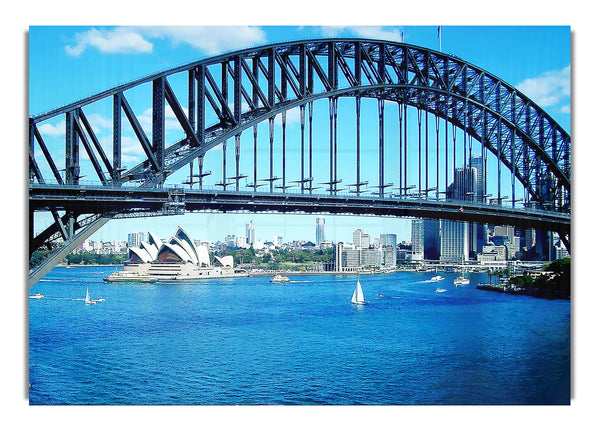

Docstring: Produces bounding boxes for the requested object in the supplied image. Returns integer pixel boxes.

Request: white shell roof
[129,246,153,263]
[141,241,159,261]
[196,244,211,266]
[157,243,193,263]
[215,255,234,268]
[170,237,198,265]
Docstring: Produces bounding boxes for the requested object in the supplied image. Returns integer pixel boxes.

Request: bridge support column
[198,155,204,190]
[308,102,313,194]
[253,125,258,193]
[235,134,241,191]
[300,105,305,194]
[222,140,227,190]
[356,97,361,195]
[282,111,286,192]
[378,97,384,197]
[269,117,274,193]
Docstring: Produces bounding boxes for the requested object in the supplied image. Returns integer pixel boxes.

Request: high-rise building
[441,165,476,262]
[245,220,255,246]
[440,220,469,263]
[381,245,397,267]
[127,232,146,248]
[380,234,397,267]
[411,220,425,261]
[316,217,326,246]
[352,229,363,248]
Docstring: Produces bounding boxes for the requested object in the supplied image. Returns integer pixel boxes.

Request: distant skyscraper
[441,165,476,262]
[127,232,146,248]
[316,217,326,246]
[411,220,440,261]
[245,220,255,246]
[411,220,425,261]
[352,229,363,248]
[440,220,469,263]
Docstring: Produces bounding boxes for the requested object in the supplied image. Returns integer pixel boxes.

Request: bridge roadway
[30,183,570,234]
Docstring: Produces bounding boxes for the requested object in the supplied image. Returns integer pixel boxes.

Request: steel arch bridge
[29,38,571,285]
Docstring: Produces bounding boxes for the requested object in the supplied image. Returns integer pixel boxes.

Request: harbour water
[28,266,570,405]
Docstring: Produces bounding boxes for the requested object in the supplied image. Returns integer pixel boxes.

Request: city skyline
[73,216,410,248]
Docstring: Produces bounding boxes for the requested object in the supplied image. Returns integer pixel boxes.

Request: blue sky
[29,25,571,245]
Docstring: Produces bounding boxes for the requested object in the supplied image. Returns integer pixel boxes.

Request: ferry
[104,272,158,283]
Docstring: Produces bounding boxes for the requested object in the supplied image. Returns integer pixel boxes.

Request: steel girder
[29,38,571,258]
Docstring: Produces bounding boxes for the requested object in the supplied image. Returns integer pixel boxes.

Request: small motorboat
[29,293,44,299]
[270,274,290,283]
[435,288,447,293]
[429,275,445,282]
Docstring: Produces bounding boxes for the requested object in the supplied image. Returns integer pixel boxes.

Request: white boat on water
[351,279,367,305]
[29,293,44,299]
[454,276,470,285]
[429,275,445,282]
[435,288,448,293]
[84,287,97,305]
[270,274,290,283]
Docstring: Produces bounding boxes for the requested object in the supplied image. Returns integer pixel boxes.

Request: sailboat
[84,286,96,305]
[454,260,470,285]
[351,279,366,305]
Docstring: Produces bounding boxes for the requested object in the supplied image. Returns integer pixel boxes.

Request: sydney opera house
[104,226,248,282]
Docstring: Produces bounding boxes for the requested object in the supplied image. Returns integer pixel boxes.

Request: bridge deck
[30,183,570,233]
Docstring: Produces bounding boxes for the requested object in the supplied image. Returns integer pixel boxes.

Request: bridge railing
[30,179,570,219]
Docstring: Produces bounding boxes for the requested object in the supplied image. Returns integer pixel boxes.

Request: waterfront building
[440,219,469,263]
[316,217,326,246]
[106,227,247,282]
[344,249,361,268]
[361,248,381,267]
[411,220,425,261]
[381,245,397,267]
[334,242,344,272]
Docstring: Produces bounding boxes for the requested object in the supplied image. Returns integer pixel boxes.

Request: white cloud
[516,65,570,109]
[38,120,65,136]
[65,28,153,56]
[134,26,267,55]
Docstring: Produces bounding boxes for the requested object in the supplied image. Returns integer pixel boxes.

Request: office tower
[440,219,469,263]
[127,232,146,248]
[441,165,476,262]
[380,234,398,267]
[352,229,369,248]
[352,229,363,248]
[411,219,425,261]
[470,154,487,255]
[245,220,255,246]
[316,217,326,246]
[334,242,344,272]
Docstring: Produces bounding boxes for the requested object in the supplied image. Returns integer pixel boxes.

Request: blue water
[29,266,570,405]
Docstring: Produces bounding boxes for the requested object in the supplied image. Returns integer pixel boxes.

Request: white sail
[351,279,365,304]
[356,280,365,303]
[85,287,91,304]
